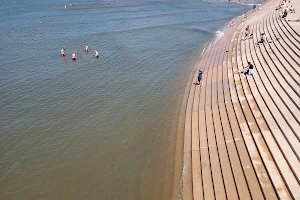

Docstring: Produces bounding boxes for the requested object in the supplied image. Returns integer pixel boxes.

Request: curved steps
[181,1,300,199]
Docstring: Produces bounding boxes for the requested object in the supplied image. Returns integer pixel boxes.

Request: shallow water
[0,0,259,199]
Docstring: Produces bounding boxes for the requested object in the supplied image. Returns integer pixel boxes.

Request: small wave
[235,2,262,6]
[214,31,224,43]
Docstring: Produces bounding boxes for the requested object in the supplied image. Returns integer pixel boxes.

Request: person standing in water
[94,50,99,58]
[84,44,89,52]
[61,48,66,56]
[72,52,77,60]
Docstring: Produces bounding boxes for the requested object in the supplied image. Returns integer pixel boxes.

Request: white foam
[214,31,224,43]
[235,2,262,6]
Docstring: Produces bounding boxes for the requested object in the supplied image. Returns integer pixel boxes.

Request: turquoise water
[0,0,258,199]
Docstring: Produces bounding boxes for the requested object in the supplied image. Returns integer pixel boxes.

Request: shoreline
[170,41,211,200]
[170,2,264,199]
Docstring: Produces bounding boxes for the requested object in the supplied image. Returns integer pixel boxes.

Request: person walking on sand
[72,52,77,60]
[61,48,66,56]
[94,50,99,58]
[84,44,89,52]
[197,70,203,85]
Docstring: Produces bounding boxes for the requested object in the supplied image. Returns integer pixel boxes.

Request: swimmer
[72,52,77,60]
[64,5,67,9]
[61,48,66,56]
[94,50,99,58]
[84,44,89,52]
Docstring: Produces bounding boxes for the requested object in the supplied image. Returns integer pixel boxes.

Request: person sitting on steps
[256,33,267,46]
[289,5,295,13]
[240,62,254,75]
[279,8,288,19]
[244,25,250,40]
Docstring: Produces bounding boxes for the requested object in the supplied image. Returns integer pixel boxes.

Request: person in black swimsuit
[197,70,203,85]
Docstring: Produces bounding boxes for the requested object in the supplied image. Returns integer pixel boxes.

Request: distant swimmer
[72,52,77,60]
[84,44,89,52]
[94,50,99,58]
[61,48,66,56]
[108,0,110,4]
[65,5,67,9]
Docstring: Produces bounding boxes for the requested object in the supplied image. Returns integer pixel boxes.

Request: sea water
[0,0,260,199]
